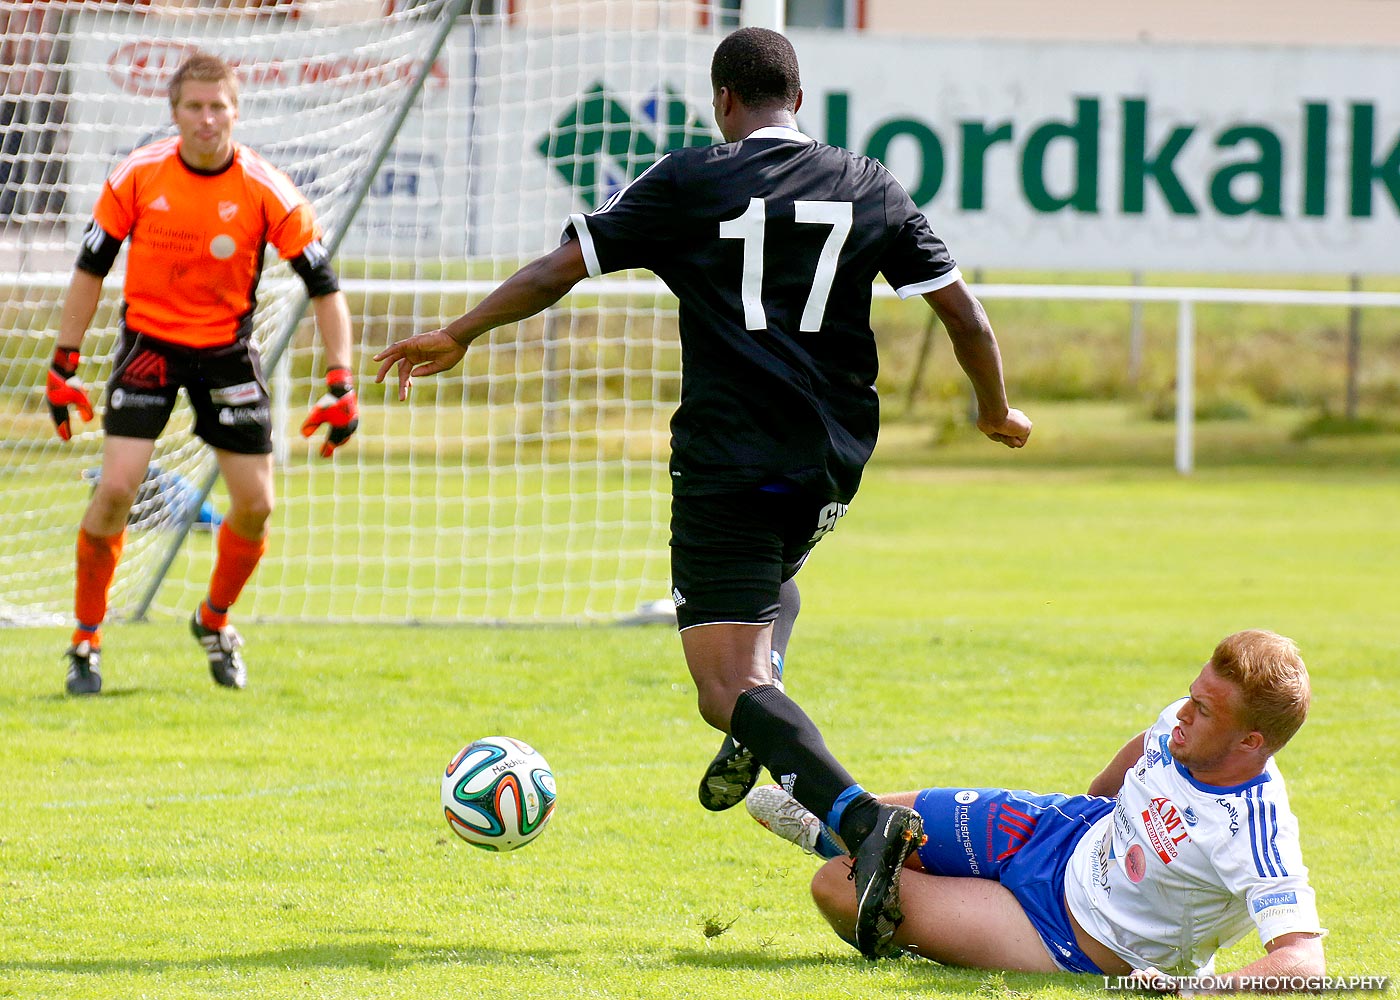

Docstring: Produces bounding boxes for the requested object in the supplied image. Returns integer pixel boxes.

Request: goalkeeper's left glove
[300,367,359,459]
[46,347,95,442]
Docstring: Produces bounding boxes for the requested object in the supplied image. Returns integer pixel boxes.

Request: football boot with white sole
[190,611,247,689]
[745,783,844,858]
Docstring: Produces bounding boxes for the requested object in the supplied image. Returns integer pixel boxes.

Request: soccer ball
[441,736,557,852]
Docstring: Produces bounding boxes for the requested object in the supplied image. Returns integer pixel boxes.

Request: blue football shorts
[912,786,1115,974]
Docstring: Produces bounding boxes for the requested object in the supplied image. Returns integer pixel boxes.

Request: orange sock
[200,523,268,630]
[73,528,125,648]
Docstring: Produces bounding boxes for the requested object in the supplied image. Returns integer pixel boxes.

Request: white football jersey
[1064,700,1322,975]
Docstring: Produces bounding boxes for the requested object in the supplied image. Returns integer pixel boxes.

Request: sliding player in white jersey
[745,630,1326,987]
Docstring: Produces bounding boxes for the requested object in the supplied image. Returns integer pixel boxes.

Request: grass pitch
[2,448,1398,999]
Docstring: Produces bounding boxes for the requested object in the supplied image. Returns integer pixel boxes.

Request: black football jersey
[566,126,960,502]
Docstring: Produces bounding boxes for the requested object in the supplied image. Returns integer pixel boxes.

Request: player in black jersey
[375,27,1032,959]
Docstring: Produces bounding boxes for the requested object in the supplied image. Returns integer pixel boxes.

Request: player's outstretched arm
[1215,933,1326,990]
[375,240,588,401]
[923,280,1031,448]
[1132,932,1325,994]
[1087,730,1147,798]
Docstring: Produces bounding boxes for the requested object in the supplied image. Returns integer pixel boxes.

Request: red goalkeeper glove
[300,367,359,459]
[46,348,94,442]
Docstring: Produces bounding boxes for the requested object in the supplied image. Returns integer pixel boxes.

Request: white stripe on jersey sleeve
[106,136,180,189]
[82,219,107,252]
[239,147,306,214]
[301,238,330,267]
[895,266,963,299]
[569,213,603,277]
[593,153,671,216]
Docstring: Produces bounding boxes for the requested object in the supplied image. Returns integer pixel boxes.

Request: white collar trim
[744,125,815,143]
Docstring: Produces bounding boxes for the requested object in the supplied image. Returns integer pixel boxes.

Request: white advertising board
[66,14,469,259]
[781,33,1400,274]
[65,23,1400,274]
[482,29,1400,274]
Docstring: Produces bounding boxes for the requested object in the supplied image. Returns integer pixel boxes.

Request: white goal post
[0,0,754,627]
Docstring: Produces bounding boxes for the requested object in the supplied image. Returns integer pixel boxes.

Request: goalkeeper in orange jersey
[46,51,358,695]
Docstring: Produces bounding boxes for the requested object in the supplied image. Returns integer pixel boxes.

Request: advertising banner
[66,14,469,259]
[65,22,1400,275]
[778,33,1400,274]
[497,29,1400,274]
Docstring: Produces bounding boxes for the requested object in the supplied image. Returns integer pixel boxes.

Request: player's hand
[372,330,467,402]
[46,348,94,442]
[300,367,359,458]
[1129,967,1180,995]
[977,406,1032,448]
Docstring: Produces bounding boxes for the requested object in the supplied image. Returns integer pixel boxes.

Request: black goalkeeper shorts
[669,488,849,631]
[103,329,274,455]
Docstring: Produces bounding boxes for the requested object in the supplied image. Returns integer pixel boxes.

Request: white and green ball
[441,736,556,852]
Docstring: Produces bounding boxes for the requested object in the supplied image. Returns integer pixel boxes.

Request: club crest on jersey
[1141,795,1191,865]
[219,201,239,221]
[1124,843,1147,883]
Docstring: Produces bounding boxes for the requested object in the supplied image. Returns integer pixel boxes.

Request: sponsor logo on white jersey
[1252,890,1298,913]
[1142,795,1191,864]
[1215,796,1241,837]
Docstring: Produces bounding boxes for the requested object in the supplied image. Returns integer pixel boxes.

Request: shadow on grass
[32,686,154,701]
[669,945,864,973]
[7,941,1106,995]
[0,940,581,976]
[670,947,1095,994]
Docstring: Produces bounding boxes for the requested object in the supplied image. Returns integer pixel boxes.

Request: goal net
[0,0,737,627]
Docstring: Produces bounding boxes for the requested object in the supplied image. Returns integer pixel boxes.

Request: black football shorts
[103,329,274,455]
[669,488,849,630]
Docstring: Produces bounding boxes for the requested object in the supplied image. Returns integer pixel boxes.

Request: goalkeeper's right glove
[46,348,95,442]
[300,367,359,459]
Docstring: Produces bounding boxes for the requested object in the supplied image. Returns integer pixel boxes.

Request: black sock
[730,684,880,847]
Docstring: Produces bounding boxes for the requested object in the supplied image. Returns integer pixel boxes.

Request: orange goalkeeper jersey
[91,137,324,349]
